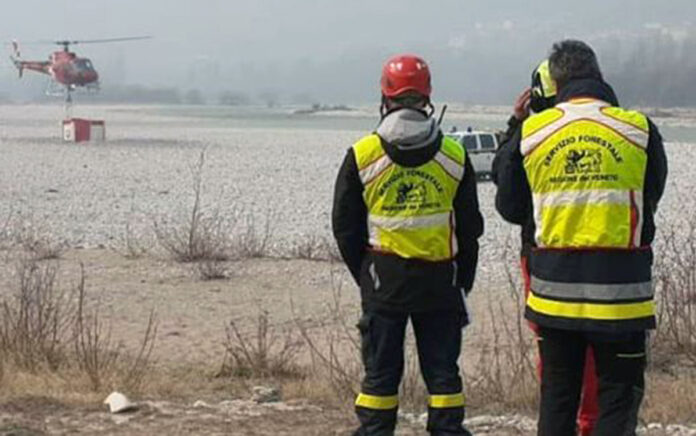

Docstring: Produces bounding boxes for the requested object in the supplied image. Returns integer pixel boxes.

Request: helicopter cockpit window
[75,59,95,71]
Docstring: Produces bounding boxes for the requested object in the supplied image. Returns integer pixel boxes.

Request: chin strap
[380,95,434,120]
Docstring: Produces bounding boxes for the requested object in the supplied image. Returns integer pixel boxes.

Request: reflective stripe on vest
[353,134,465,261]
[521,99,654,329]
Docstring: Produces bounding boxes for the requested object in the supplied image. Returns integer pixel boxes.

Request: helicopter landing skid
[44,79,71,97]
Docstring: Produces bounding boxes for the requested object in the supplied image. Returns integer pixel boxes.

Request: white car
[446,130,499,179]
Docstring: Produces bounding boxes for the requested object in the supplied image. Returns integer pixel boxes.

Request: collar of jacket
[376,108,440,150]
[556,78,620,106]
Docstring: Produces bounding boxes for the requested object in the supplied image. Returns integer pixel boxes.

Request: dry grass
[73,266,158,391]
[292,272,361,407]
[652,216,696,368]
[641,370,696,424]
[0,200,694,425]
[0,209,13,251]
[110,221,151,260]
[0,259,158,398]
[195,259,229,280]
[289,233,342,262]
[231,208,276,259]
[153,149,278,266]
[16,225,68,261]
[464,239,538,413]
[218,310,304,379]
[0,259,72,372]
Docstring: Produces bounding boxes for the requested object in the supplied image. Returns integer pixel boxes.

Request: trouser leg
[537,327,586,436]
[354,309,408,436]
[577,346,599,436]
[590,332,646,436]
[411,311,470,436]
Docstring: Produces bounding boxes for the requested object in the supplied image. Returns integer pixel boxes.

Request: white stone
[103,391,137,414]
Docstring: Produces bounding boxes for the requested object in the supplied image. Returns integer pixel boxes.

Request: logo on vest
[396,182,427,205]
[564,149,602,175]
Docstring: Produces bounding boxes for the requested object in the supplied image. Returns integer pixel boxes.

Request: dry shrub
[111,221,151,260]
[0,259,72,372]
[0,259,157,394]
[652,216,696,368]
[195,259,229,281]
[641,370,696,424]
[0,209,13,250]
[154,149,276,264]
[231,209,275,259]
[73,267,158,391]
[154,149,233,263]
[290,233,342,262]
[16,225,68,261]
[294,279,362,405]
[463,238,537,413]
[218,310,304,379]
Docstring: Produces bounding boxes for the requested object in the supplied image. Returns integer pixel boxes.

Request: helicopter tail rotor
[11,40,21,58]
[9,40,23,77]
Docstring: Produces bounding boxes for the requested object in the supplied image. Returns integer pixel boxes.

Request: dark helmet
[530,59,557,113]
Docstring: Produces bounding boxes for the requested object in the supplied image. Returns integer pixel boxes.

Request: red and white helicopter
[9,36,150,103]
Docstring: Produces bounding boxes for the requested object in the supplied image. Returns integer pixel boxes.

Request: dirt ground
[0,248,508,435]
[1,250,695,435]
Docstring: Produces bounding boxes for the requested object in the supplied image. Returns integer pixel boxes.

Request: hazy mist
[1,0,695,106]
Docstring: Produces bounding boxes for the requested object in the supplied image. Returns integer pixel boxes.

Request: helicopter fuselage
[14,50,99,87]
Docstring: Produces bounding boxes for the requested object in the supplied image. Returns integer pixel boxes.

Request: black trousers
[537,327,646,436]
[354,309,469,436]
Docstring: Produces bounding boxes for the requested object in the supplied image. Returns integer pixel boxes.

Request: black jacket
[492,79,668,256]
[332,132,484,313]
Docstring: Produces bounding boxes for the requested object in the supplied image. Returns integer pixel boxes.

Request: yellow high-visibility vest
[352,134,465,261]
[521,98,655,330]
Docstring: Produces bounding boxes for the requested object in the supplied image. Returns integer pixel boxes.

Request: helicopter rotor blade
[56,36,152,46]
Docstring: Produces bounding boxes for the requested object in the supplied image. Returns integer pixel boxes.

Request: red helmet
[380,54,432,98]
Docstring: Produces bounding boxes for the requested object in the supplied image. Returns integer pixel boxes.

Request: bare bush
[195,259,229,281]
[111,222,151,260]
[0,259,157,392]
[0,259,73,371]
[293,272,362,403]
[652,216,696,368]
[289,233,342,262]
[120,311,158,393]
[16,226,68,261]
[231,209,275,259]
[464,239,538,412]
[218,310,303,379]
[155,149,233,263]
[72,266,158,391]
[0,209,13,250]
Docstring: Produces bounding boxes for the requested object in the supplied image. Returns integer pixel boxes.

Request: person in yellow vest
[495,59,600,436]
[493,40,667,435]
[332,54,483,435]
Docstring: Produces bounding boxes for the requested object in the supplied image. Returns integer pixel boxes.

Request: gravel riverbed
[0,103,694,290]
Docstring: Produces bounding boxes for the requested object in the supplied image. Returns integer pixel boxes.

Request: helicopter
[9,36,151,103]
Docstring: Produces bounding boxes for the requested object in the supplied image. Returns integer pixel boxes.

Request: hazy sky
[1,0,695,104]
